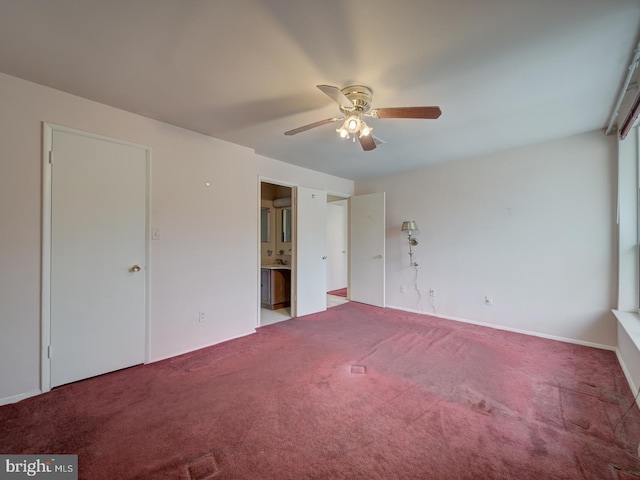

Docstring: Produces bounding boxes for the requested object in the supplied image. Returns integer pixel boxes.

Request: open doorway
[259,185,382,324]
[326,195,349,309]
[260,181,293,326]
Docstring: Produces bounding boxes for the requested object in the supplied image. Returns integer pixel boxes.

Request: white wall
[356,131,617,347]
[0,72,353,403]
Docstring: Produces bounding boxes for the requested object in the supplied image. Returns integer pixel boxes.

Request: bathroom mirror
[276,207,292,253]
[261,207,270,243]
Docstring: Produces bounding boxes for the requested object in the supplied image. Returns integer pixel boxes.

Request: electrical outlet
[400,285,406,293]
[429,289,436,297]
[484,296,493,305]
[198,311,206,323]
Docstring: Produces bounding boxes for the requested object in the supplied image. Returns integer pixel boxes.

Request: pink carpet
[327,288,347,297]
[1,302,640,479]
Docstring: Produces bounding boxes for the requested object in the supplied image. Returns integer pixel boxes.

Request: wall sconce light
[401,221,419,267]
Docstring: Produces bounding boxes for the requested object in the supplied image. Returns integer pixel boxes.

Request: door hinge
[47,345,52,358]
[48,151,53,164]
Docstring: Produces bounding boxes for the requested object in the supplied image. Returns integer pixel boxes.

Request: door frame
[326,192,350,295]
[257,177,297,323]
[40,123,152,393]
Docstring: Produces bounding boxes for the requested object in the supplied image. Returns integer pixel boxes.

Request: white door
[349,192,386,307]
[49,129,147,388]
[326,201,348,291]
[296,187,327,317]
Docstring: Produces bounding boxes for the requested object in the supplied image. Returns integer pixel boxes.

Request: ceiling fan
[284,85,441,151]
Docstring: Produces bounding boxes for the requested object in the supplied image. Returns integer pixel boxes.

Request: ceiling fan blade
[358,134,377,151]
[372,106,442,119]
[317,85,353,109]
[284,117,338,136]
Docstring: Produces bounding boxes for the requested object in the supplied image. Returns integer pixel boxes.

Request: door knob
[129,265,142,272]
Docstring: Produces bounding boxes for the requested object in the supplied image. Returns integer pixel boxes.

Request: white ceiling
[0,0,638,180]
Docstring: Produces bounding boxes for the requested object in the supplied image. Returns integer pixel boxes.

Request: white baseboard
[147,329,256,363]
[385,304,616,351]
[0,331,258,405]
[0,389,41,406]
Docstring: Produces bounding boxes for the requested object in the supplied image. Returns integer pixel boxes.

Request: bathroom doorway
[259,183,363,326]
[260,181,293,326]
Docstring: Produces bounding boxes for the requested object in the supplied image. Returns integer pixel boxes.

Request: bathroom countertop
[261,264,291,269]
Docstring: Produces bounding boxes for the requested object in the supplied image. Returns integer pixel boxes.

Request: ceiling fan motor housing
[339,85,373,114]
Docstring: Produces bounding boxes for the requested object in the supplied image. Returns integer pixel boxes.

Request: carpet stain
[528,428,549,456]
[187,453,220,480]
[566,417,591,429]
[316,380,330,389]
[560,387,600,431]
[471,399,493,416]
[611,463,640,479]
[350,365,367,374]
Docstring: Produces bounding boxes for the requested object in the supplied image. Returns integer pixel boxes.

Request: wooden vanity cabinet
[261,268,291,310]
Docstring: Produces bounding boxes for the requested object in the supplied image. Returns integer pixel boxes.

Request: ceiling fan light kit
[346,116,360,132]
[336,114,373,142]
[284,84,442,151]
